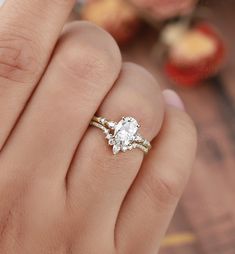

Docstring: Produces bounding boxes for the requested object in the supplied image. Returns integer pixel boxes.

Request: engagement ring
[90,116,151,155]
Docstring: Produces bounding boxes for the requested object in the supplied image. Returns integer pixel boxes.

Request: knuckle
[0,33,40,83]
[58,21,121,82]
[157,171,187,200]
[143,111,197,208]
[142,170,184,209]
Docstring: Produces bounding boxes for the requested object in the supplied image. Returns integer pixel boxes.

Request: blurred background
[0,0,232,253]
[70,1,235,253]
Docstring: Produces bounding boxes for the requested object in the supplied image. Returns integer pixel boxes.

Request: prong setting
[90,116,151,155]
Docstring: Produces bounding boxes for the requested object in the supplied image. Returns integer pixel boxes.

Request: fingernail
[162,89,185,111]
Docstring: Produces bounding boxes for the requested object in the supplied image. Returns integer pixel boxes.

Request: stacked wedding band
[90,116,151,155]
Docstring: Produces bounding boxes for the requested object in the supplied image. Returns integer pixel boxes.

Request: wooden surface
[121,1,235,253]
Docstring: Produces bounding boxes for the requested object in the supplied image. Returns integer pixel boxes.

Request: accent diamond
[105,134,112,139]
[113,145,121,155]
[135,135,143,142]
[107,121,116,129]
[108,139,115,146]
[103,129,109,135]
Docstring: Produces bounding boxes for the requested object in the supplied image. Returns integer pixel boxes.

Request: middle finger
[0,22,121,186]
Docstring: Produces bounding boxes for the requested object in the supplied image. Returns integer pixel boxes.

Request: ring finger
[67,63,165,244]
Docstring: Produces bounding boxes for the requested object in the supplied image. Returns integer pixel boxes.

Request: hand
[0,1,197,253]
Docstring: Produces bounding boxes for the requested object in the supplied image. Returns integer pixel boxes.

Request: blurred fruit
[164,23,226,86]
[81,0,140,45]
[129,0,198,20]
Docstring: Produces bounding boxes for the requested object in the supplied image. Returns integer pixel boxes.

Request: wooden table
[121,1,235,253]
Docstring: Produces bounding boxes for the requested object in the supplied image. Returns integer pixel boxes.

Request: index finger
[0,0,75,149]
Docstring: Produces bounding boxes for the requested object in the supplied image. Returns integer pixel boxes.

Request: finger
[116,98,197,254]
[67,63,164,240]
[0,0,75,149]
[0,22,121,186]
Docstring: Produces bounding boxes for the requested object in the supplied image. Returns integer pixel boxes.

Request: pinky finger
[115,91,197,254]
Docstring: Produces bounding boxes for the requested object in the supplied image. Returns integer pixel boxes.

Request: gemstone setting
[106,117,140,154]
[90,115,151,155]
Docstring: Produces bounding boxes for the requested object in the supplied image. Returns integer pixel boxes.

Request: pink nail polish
[162,89,185,111]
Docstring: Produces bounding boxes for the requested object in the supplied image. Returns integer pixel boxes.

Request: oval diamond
[114,117,139,149]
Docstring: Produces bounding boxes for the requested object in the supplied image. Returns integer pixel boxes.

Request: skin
[0,1,197,254]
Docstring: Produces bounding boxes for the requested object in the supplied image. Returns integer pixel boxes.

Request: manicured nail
[162,89,185,111]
